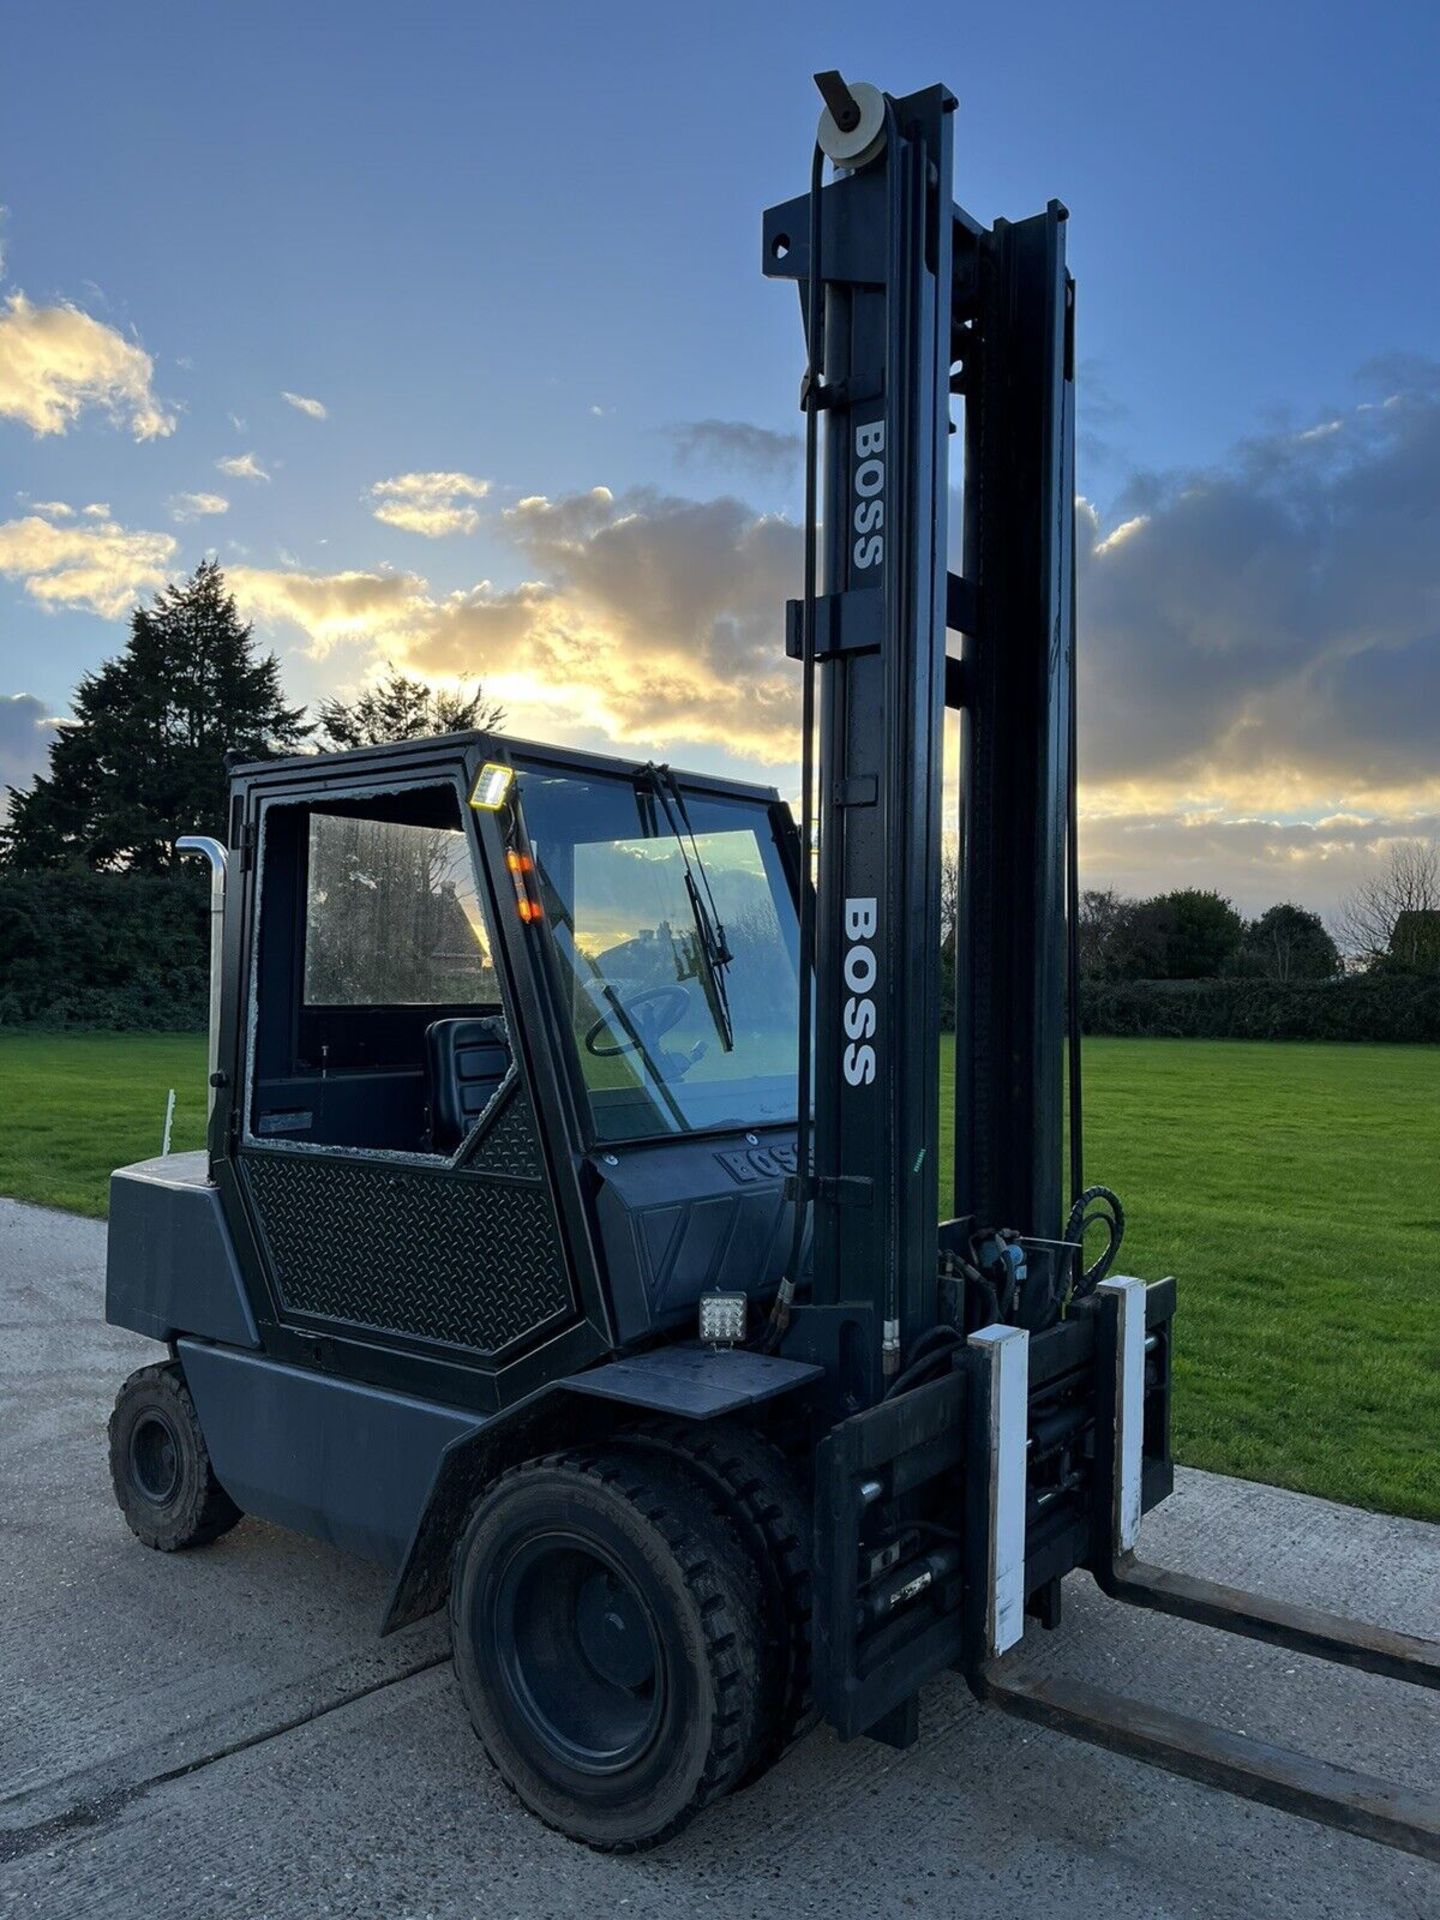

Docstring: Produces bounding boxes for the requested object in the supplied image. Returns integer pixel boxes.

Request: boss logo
[842,896,878,1086]
[852,419,885,570]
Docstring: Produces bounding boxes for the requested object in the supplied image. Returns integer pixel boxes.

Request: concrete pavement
[1,1193,1436,1919]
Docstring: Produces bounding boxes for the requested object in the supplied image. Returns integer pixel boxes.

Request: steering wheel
[584,984,692,1060]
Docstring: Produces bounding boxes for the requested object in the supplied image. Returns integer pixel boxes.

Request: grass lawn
[2,1031,1436,1521]
[941,1039,1439,1523]
[0,1032,209,1218]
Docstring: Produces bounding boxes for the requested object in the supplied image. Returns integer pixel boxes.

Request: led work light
[698,1293,747,1347]
[469,762,514,811]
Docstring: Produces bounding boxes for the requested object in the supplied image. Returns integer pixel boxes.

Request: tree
[0,561,307,872]
[1336,840,1440,969]
[1389,909,1440,974]
[1239,902,1340,982]
[1108,888,1244,980]
[1077,887,1128,978]
[312,665,505,751]
[303,811,491,1005]
[938,842,960,1026]
[939,843,959,949]
[1107,897,1172,980]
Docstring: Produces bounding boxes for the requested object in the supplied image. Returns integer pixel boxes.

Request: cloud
[233,482,803,762]
[223,359,1440,917]
[228,561,559,678]
[281,390,327,420]
[368,471,490,538]
[0,511,176,617]
[669,418,802,479]
[1092,513,1148,556]
[1079,805,1440,919]
[29,499,73,516]
[0,292,175,438]
[0,692,59,809]
[170,491,229,522]
[481,485,799,757]
[1077,363,1440,815]
[82,501,108,517]
[217,451,269,482]
[228,563,434,655]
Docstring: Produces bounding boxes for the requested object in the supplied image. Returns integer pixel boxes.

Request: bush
[5,869,1437,1046]
[1106,889,1244,981]
[0,870,208,1030]
[1080,974,1440,1044]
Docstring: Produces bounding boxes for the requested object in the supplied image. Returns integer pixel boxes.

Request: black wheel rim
[488,1531,664,1775]
[129,1411,181,1505]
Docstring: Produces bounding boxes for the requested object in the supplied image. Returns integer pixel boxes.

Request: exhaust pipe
[177,835,228,1125]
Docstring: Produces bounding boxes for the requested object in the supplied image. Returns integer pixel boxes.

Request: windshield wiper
[639,764,735,1053]
[531,852,690,1131]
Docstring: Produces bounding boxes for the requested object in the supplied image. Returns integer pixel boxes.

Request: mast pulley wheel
[814,74,886,170]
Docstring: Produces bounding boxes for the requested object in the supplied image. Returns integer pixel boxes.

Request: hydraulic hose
[1065,463,1083,1213]
[764,140,827,1352]
[1064,1183,1125,1298]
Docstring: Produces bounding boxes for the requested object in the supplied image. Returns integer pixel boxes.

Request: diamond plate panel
[464,1080,543,1181]
[244,1151,572,1353]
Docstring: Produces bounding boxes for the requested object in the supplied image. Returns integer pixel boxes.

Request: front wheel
[449,1449,764,1851]
[108,1361,242,1551]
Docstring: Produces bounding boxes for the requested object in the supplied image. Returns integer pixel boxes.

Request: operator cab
[213,731,803,1391]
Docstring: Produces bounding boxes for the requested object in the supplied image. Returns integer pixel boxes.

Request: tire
[449,1448,765,1851]
[108,1361,242,1552]
[616,1420,816,1781]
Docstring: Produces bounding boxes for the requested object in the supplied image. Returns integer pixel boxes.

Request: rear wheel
[108,1361,242,1551]
[449,1449,764,1850]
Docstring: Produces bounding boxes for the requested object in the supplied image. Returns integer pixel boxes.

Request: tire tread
[448,1446,766,1851]
[617,1420,815,1777]
[108,1361,242,1552]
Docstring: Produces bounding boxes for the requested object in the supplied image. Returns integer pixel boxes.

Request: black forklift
[105,74,1438,1856]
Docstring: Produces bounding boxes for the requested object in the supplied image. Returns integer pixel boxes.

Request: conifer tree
[312,663,504,751]
[1,561,307,872]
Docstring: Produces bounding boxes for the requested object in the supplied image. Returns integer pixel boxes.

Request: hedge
[1079,974,1440,1043]
[0,870,208,1031]
[2,870,1437,1044]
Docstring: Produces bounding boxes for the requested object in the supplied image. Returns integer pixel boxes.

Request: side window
[303,813,497,1006]
[247,781,509,1157]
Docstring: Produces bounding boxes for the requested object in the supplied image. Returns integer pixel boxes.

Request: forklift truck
[104,74,1438,1856]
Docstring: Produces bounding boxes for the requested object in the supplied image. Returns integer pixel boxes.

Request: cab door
[222,757,599,1404]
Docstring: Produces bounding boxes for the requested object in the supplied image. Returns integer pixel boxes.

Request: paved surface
[1,1193,1436,1920]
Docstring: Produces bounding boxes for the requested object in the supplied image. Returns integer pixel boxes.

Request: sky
[2,0,1438,918]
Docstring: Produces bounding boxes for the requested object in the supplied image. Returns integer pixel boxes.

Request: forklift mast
[761,79,1439,1849]
[765,82,1076,1373]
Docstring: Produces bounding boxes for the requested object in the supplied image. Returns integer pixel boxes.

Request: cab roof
[227,728,784,806]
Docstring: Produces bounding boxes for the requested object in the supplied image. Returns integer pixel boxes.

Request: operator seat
[425,1016,511,1153]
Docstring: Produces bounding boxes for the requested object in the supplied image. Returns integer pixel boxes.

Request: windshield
[515,765,799,1143]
